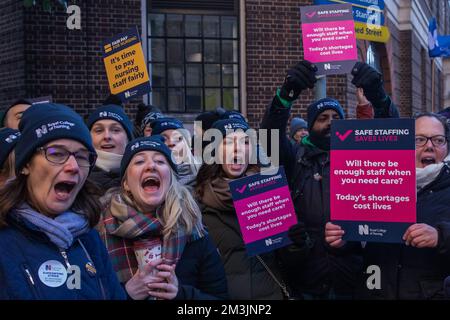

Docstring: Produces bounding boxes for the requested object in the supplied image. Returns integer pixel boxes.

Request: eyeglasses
[37,146,97,168]
[415,135,447,147]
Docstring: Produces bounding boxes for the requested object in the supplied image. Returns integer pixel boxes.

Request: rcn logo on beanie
[307,98,345,131]
[98,111,124,122]
[35,121,76,138]
[130,140,162,151]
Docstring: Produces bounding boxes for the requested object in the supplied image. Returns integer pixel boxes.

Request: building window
[147,12,240,113]
[366,42,381,72]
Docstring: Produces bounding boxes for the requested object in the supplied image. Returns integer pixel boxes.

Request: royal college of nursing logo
[359,224,369,236]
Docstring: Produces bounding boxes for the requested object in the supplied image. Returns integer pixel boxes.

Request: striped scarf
[100,193,201,283]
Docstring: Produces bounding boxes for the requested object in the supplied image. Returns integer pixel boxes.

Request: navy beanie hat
[150,117,184,136]
[15,103,96,174]
[140,110,164,132]
[0,128,20,168]
[87,104,133,140]
[220,111,247,123]
[307,98,344,131]
[290,117,308,138]
[212,118,250,137]
[120,135,178,179]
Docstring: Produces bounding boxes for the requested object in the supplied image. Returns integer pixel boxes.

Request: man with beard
[260,61,399,299]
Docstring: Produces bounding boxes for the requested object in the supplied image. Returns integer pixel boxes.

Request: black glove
[279,61,317,102]
[288,222,314,250]
[351,62,387,104]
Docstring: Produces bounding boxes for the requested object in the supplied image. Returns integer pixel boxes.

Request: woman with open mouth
[0,103,126,300]
[0,128,20,187]
[97,135,228,300]
[87,104,134,193]
[195,118,287,300]
[150,117,200,188]
[325,112,450,300]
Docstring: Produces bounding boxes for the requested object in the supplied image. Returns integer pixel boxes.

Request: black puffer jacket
[202,206,284,300]
[260,95,398,297]
[89,166,121,194]
[358,165,450,300]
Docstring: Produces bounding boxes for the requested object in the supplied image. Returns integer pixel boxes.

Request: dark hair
[103,94,123,107]
[0,152,15,187]
[0,175,102,228]
[133,103,162,137]
[195,163,259,199]
[415,112,450,143]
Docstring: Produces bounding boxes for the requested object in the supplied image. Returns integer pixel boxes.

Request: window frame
[146,9,241,113]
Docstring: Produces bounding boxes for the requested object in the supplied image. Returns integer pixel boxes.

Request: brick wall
[0,0,25,110]
[409,0,449,114]
[245,0,311,129]
[245,0,370,129]
[22,0,142,119]
[3,0,450,125]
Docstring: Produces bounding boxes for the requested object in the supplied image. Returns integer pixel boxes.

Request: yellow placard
[354,21,390,43]
[103,42,150,95]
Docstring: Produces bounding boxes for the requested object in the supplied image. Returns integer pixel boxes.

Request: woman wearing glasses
[325,113,450,299]
[0,103,126,300]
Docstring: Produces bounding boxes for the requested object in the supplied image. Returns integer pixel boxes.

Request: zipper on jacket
[22,264,41,299]
[77,239,107,300]
[59,249,71,269]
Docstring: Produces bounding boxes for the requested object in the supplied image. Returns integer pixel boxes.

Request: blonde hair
[121,170,205,241]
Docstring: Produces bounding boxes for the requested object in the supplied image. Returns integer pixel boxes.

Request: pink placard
[233,186,297,244]
[303,20,357,63]
[330,149,416,223]
[300,3,357,75]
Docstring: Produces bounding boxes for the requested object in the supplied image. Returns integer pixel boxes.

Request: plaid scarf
[100,193,202,283]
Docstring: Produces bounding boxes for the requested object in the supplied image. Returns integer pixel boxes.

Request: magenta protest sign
[330,119,416,243]
[300,3,357,75]
[229,167,298,256]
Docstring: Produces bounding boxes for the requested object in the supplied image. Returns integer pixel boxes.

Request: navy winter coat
[359,165,450,299]
[174,235,229,300]
[0,213,126,300]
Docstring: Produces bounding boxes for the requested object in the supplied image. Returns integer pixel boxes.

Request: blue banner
[314,0,385,25]
[338,221,411,243]
[331,118,415,151]
[428,17,450,58]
